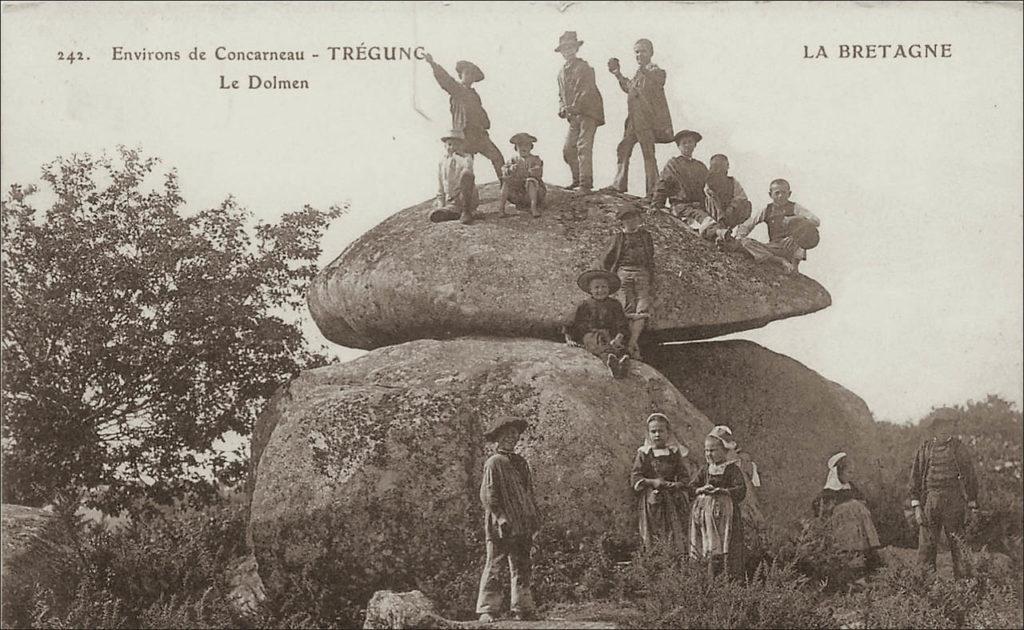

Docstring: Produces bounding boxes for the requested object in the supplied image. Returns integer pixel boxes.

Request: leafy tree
[1,147,344,512]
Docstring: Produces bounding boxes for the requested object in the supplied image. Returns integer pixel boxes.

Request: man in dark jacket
[908,408,980,578]
[608,38,673,200]
[556,31,604,192]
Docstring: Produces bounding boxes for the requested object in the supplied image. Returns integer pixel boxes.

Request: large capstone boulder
[248,337,712,615]
[308,183,831,350]
[646,340,878,528]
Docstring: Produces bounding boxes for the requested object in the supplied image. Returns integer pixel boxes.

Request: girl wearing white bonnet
[690,425,747,578]
[629,412,692,553]
[812,452,882,568]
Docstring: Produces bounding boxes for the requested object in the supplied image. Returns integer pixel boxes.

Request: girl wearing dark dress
[813,452,881,568]
[690,425,746,578]
[630,413,692,553]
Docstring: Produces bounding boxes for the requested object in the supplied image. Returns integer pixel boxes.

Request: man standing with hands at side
[607,39,674,201]
[908,407,980,579]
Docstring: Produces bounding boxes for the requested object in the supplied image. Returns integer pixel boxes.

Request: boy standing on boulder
[430,130,479,225]
[477,416,541,623]
[602,206,655,361]
[556,31,604,193]
[423,52,504,180]
[564,269,631,378]
[499,133,546,218]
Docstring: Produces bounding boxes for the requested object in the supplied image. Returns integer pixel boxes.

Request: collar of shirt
[497,448,515,456]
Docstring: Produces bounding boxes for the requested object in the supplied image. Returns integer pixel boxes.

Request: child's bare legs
[527,180,541,218]
[498,180,511,217]
[628,318,646,360]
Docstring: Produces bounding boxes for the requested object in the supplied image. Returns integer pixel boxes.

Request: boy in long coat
[476,416,541,622]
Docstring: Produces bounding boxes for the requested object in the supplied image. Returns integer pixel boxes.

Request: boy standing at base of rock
[430,130,479,225]
[477,416,541,623]
[602,206,655,361]
[499,133,546,218]
[564,269,631,378]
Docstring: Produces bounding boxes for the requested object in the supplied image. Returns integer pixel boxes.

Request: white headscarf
[640,413,689,457]
[706,425,740,475]
[824,452,851,491]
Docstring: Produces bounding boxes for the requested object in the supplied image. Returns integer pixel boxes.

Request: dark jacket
[602,229,654,273]
[908,437,979,504]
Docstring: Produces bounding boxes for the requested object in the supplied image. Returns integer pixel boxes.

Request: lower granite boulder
[248,337,712,618]
[646,340,879,528]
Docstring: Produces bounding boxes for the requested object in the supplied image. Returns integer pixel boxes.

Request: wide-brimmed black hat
[455,60,485,82]
[673,129,703,144]
[483,415,528,441]
[555,31,584,52]
[616,205,641,220]
[928,407,961,431]
[510,132,538,146]
[441,129,466,142]
[576,269,621,294]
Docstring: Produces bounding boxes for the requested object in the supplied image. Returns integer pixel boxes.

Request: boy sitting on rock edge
[563,269,631,378]
[499,132,547,218]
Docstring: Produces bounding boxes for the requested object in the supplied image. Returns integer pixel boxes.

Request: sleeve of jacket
[957,441,980,503]
[648,65,667,87]
[724,464,747,502]
[651,162,678,209]
[643,230,655,269]
[602,233,620,271]
[734,204,767,239]
[908,443,927,506]
[480,456,501,512]
[429,60,459,95]
[612,299,629,339]
[630,450,647,492]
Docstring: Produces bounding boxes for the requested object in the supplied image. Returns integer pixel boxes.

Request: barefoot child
[499,133,547,218]
[601,206,654,360]
[690,425,747,578]
[563,269,631,378]
[630,413,692,553]
[477,416,540,623]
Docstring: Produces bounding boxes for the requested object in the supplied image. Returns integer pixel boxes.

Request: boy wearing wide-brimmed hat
[651,129,709,219]
[499,133,547,218]
[733,178,822,275]
[563,269,630,378]
[556,31,604,192]
[423,52,505,180]
[430,129,479,224]
[476,415,540,623]
[601,205,655,361]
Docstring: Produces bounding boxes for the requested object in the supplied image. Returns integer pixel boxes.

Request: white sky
[2,1,1022,424]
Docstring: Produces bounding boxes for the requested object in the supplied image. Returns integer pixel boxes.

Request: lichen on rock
[308,183,831,350]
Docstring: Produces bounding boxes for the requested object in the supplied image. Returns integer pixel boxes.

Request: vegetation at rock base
[1,148,344,513]
[3,396,1019,629]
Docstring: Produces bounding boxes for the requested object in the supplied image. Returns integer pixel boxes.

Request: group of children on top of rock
[424,33,823,378]
[423,32,822,275]
[476,409,980,623]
